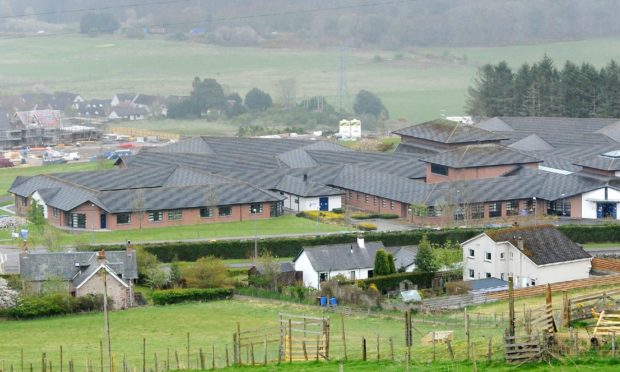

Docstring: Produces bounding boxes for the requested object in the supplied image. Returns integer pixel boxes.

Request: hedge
[79,229,483,262]
[351,213,399,219]
[556,224,620,243]
[1,293,107,319]
[352,270,462,292]
[151,288,233,305]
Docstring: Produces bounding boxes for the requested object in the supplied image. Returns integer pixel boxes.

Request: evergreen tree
[373,249,390,276]
[27,198,46,234]
[386,252,396,274]
[190,77,226,115]
[353,90,388,117]
[600,61,620,117]
[466,61,514,117]
[414,235,440,273]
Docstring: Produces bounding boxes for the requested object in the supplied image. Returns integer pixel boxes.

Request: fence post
[389,337,394,361]
[186,333,190,370]
[466,314,471,361]
[59,346,63,372]
[302,342,308,361]
[563,291,570,327]
[376,334,380,360]
[613,332,616,357]
[340,313,347,361]
[361,337,366,361]
[100,340,104,372]
[487,337,492,362]
[225,345,230,368]
[198,349,203,371]
[446,340,455,361]
[432,331,436,362]
[250,343,255,366]
[288,319,293,363]
[142,339,146,372]
[211,344,215,370]
[41,353,46,372]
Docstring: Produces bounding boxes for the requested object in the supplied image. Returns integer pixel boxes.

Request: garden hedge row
[352,270,462,292]
[151,288,233,305]
[79,229,483,262]
[78,224,620,262]
[1,293,107,319]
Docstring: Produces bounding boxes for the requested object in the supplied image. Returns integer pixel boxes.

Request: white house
[461,225,591,289]
[293,237,416,289]
[275,175,343,212]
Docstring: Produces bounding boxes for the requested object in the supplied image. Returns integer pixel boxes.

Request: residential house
[76,99,111,118]
[108,105,148,121]
[19,249,137,309]
[293,237,416,289]
[461,225,591,288]
[111,93,137,107]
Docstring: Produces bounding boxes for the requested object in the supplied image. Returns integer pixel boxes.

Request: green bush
[351,213,399,219]
[331,208,345,214]
[151,288,233,305]
[348,270,461,292]
[2,293,108,319]
[556,224,620,243]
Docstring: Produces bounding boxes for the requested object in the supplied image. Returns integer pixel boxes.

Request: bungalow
[461,225,591,288]
[19,249,137,309]
[108,106,148,121]
[293,237,416,289]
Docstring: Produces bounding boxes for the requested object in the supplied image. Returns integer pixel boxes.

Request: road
[584,248,620,257]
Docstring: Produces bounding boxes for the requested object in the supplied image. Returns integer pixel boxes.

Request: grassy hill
[3,36,620,126]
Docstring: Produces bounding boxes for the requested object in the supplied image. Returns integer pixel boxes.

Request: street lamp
[252,207,258,264]
[561,193,566,217]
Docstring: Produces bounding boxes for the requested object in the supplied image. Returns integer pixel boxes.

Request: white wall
[463,234,592,288]
[581,188,620,219]
[283,194,342,212]
[294,250,372,289]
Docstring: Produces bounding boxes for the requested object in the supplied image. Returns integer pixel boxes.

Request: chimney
[516,236,524,251]
[97,249,106,260]
[357,234,365,249]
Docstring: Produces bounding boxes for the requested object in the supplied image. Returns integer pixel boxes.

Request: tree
[182,257,231,288]
[277,78,297,110]
[386,252,396,274]
[136,247,160,284]
[353,90,388,117]
[373,249,391,276]
[79,13,119,34]
[190,77,227,115]
[27,198,45,234]
[245,88,273,111]
[166,99,201,118]
[225,93,247,118]
[466,61,514,117]
[255,250,281,291]
[414,235,440,273]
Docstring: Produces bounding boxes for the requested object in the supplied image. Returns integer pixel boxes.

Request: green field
[4,36,620,125]
[0,161,112,198]
[23,214,352,247]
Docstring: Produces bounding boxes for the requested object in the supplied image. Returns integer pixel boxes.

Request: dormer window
[430,163,449,176]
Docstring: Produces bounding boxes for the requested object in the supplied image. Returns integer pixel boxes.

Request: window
[381,199,386,208]
[374,196,378,206]
[348,191,353,199]
[506,200,519,216]
[547,200,571,217]
[356,192,360,201]
[430,163,449,176]
[69,213,86,228]
[53,208,59,218]
[270,202,282,217]
[365,195,369,204]
[294,198,299,204]
[148,211,163,222]
[530,279,536,286]
[468,269,475,279]
[350,271,356,280]
[319,272,328,282]
[390,201,395,210]
[427,206,442,217]
[116,214,131,224]
[486,272,492,278]
[470,204,484,219]
[468,249,475,258]
[218,206,232,216]
[367,269,374,278]
[485,252,492,261]
[168,210,182,220]
[200,207,213,218]
[488,202,502,218]
[510,252,514,260]
[21,197,28,207]
[250,203,263,214]
[500,252,505,260]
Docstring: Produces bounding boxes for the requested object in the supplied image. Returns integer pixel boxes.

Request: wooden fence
[487,274,620,301]
[107,127,180,141]
[504,334,542,364]
[592,257,620,273]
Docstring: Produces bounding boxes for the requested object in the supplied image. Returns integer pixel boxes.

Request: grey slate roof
[476,117,620,148]
[393,119,507,144]
[508,134,555,151]
[466,278,508,291]
[296,241,385,271]
[420,144,541,168]
[575,154,620,171]
[486,225,591,266]
[386,246,417,270]
[9,166,284,214]
[110,106,149,117]
[20,251,138,285]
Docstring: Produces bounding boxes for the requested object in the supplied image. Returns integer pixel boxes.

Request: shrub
[347,270,461,292]
[357,222,377,231]
[331,208,345,214]
[182,257,231,288]
[151,288,233,305]
[299,211,344,222]
[351,213,399,220]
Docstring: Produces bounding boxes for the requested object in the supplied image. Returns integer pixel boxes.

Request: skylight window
[601,150,620,159]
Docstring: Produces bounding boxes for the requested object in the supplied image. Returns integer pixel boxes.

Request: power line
[0,0,193,20]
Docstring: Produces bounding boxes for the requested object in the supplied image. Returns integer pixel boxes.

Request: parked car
[0,157,14,168]
[63,152,80,161]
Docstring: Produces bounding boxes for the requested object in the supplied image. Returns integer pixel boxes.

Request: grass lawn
[5,36,620,125]
[29,214,353,247]
[0,161,113,198]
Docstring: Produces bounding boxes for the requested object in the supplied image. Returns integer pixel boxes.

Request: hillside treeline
[5,0,620,47]
[466,56,620,119]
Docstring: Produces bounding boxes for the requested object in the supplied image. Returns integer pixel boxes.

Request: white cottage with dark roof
[462,225,591,288]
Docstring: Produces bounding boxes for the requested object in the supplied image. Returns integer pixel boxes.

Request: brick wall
[76,269,130,309]
[342,189,406,217]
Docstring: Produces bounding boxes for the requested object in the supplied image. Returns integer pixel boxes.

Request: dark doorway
[100,214,107,229]
[319,197,329,211]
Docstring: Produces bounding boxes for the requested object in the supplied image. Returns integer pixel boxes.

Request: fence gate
[279,313,330,362]
[567,289,620,324]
